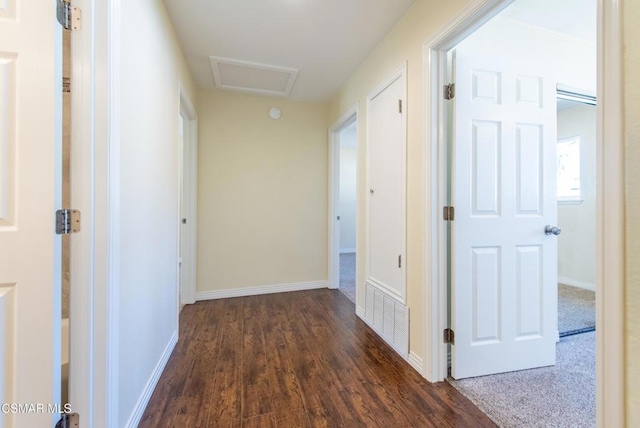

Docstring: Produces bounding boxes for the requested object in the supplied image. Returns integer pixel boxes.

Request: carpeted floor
[449,284,596,427]
[339,252,356,304]
[449,331,595,428]
[558,284,595,334]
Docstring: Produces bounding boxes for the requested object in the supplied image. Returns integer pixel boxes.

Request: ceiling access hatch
[209,56,299,97]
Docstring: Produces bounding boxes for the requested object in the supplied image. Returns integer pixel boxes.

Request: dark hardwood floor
[139,289,496,427]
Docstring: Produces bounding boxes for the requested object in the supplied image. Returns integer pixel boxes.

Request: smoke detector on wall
[269,107,281,120]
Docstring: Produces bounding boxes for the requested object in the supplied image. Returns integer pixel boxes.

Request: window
[557,136,581,203]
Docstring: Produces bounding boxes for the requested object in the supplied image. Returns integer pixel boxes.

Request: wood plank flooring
[139,289,496,427]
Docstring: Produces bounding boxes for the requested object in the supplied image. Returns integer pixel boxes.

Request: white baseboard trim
[356,305,365,319]
[408,351,424,375]
[340,248,356,254]
[196,280,328,301]
[126,331,178,428]
[558,276,596,292]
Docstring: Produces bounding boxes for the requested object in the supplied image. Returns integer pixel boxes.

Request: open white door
[450,45,558,379]
[0,0,63,426]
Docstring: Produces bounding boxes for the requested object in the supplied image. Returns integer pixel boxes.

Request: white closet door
[366,67,406,302]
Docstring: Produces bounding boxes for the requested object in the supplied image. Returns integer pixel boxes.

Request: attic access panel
[210,56,298,97]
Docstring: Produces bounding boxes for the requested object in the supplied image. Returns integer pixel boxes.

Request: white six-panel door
[451,46,558,379]
[0,0,62,426]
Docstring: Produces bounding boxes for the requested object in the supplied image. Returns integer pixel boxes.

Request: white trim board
[126,332,178,428]
[339,248,356,254]
[558,277,596,292]
[408,352,424,376]
[196,280,328,301]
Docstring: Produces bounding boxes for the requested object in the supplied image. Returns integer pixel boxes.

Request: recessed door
[450,45,558,379]
[366,68,406,303]
[0,0,62,425]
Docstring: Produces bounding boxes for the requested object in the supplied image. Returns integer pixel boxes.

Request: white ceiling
[500,0,596,43]
[163,0,416,103]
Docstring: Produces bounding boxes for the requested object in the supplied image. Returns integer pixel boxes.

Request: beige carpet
[450,284,596,427]
[558,284,595,334]
[339,252,356,304]
[450,332,595,428]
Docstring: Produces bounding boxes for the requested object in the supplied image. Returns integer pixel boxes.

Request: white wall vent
[364,281,409,358]
[209,56,298,98]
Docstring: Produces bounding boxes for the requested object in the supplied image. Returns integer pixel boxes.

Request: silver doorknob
[544,225,562,236]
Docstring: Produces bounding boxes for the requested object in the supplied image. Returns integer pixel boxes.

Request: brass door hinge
[443,206,455,221]
[444,83,455,100]
[443,328,455,344]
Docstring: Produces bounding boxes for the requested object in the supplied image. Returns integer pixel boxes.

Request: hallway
[139,290,495,427]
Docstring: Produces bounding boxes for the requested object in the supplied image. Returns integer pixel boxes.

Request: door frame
[423,0,624,426]
[328,105,358,291]
[69,0,120,425]
[178,83,198,306]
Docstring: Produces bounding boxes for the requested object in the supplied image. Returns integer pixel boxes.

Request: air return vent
[364,282,409,357]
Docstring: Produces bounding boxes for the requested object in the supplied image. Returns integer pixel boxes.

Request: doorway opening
[436,0,598,426]
[178,85,198,310]
[337,121,358,304]
[328,108,358,306]
[556,87,597,339]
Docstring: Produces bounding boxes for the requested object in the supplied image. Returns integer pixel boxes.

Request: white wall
[557,104,597,289]
[118,1,197,425]
[457,16,596,92]
[339,123,357,252]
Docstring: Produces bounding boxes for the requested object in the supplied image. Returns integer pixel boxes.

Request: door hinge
[443,328,455,344]
[55,413,79,428]
[398,255,402,268]
[443,83,455,100]
[55,209,81,235]
[443,206,455,221]
[398,99,402,113]
[57,0,82,30]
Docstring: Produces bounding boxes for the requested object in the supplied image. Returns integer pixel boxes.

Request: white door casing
[366,65,407,303]
[328,106,358,292]
[0,0,62,426]
[451,45,558,379]
[178,113,185,305]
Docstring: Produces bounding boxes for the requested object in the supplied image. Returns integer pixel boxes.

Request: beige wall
[118,0,197,425]
[625,0,640,423]
[197,89,329,293]
[328,0,468,360]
